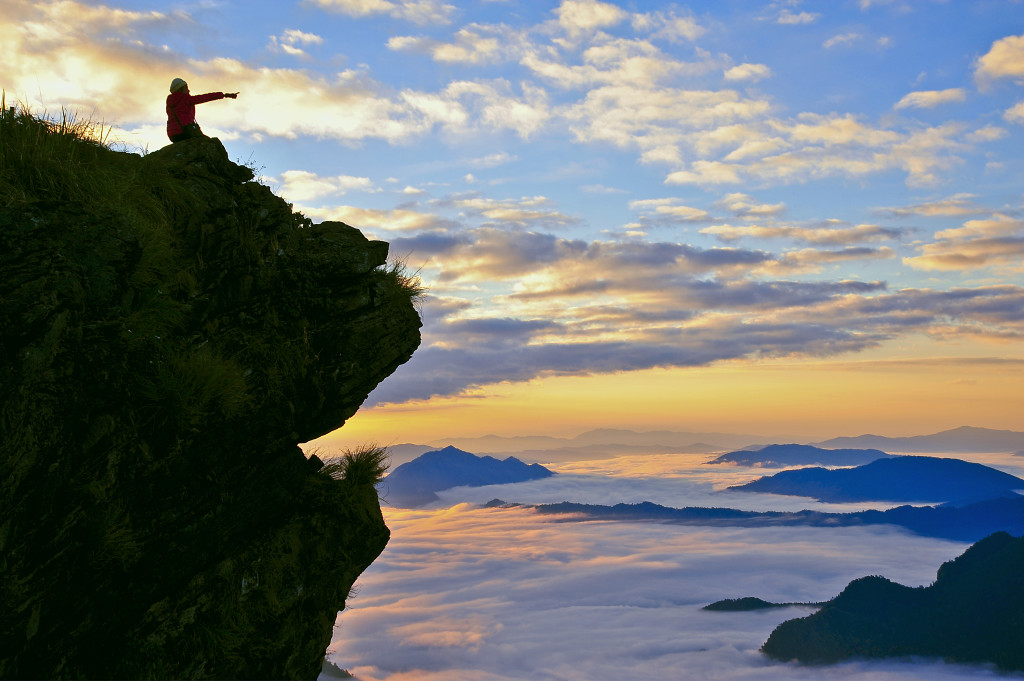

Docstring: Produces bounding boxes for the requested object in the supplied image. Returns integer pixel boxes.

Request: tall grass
[318,445,390,486]
[382,257,427,306]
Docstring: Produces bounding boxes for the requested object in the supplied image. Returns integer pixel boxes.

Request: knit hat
[169,78,187,93]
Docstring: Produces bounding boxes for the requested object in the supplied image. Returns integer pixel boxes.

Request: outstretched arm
[189,91,238,104]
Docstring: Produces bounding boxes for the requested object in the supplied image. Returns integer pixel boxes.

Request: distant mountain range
[726,456,1024,504]
[428,428,767,454]
[706,444,890,468]
[761,531,1024,671]
[815,425,1024,453]
[492,495,1024,542]
[380,446,554,507]
[383,426,1024,467]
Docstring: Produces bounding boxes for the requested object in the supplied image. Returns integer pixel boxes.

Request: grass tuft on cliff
[384,258,427,305]
[320,445,391,486]
[1,97,165,220]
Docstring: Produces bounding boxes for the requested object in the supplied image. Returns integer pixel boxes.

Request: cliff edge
[1,115,421,679]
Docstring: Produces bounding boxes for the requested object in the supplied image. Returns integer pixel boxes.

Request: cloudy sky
[7,0,1024,444]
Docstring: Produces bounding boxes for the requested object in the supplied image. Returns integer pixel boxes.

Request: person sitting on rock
[166,78,238,143]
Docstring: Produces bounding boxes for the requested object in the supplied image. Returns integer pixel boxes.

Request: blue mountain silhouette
[381,446,554,507]
[706,443,890,467]
[503,494,1024,542]
[727,455,1024,503]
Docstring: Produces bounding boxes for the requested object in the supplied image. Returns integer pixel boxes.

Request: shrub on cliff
[320,445,391,486]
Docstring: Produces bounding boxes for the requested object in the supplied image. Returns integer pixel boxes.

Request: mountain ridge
[726,456,1024,504]
[493,495,1024,542]
[706,443,891,468]
[761,531,1024,671]
[382,446,555,507]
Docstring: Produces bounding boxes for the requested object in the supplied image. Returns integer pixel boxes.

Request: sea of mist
[322,450,1024,680]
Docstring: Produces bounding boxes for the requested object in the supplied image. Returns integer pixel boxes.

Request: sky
[6,0,1024,445]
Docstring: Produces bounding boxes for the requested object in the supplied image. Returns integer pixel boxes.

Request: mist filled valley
[321,428,1024,680]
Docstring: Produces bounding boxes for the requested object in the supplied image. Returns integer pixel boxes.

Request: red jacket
[166,90,226,139]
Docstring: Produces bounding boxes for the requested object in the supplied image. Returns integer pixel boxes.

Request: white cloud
[877,194,984,218]
[905,213,1024,271]
[702,221,899,246]
[716,193,785,218]
[387,24,520,65]
[274,170,376,201]
[327,499,973,681]
[555,0,628,36]
[724,63,772,82]
[268,28,323,58]
[298,204,444,232]
[974,33,1024,85]
[1005,101,1024,124]
[966,125,1007,142]
[304,0,456,25]
[451,195,577,228]
[467,152,516,168]
[629,198,711,223]
[893,88,967,110]
[778,10,819,25]
[632,10,705,43]
[823,32,862,49]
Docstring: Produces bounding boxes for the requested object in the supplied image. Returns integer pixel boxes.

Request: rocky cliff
[0,120,421,679]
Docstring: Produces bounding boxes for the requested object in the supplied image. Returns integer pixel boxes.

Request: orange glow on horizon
[306,350,1024,452]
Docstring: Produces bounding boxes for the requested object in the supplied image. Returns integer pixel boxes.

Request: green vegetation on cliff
[1,106,422,679]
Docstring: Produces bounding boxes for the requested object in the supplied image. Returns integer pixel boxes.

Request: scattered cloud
[974,33,1024,85]
[629,198,712,223]
[904,214,1024,271]
[387,24,521,64]
[273,170,376,201]
[298,204,447,232]
[716,193,785,218]
[581,184,627,194]
[778,9,819,25]
[724,63,772,82]
[446,195,578,230]
[876,194,985,218]
[303,0,456,25]
[823,32,862,49]
[555,0,628,37]
[268,28,323,58]
[966,125,1007,142]
[1005,101,1024,124]
[631,9,705,43]
[702,221,900,246]
[467,152,517,168]
[894,88,967,110]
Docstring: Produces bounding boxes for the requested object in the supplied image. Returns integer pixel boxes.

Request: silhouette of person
[166,78,238,142]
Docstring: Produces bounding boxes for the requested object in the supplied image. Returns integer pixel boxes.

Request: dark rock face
[762,532,1024,671]
[0,137,421,679]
